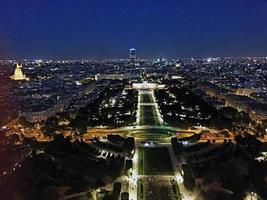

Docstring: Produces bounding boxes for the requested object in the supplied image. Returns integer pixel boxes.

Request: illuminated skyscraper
[129,48,136,61]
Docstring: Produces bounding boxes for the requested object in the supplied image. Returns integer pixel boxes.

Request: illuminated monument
[10,63,29,81]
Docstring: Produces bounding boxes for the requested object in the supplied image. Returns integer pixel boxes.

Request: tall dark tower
[129,48,136,61]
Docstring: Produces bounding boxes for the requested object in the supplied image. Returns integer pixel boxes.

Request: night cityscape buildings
[1,1,267,200]
[0,56,266,200]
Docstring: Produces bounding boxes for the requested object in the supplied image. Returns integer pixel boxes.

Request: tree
[220,107,239,119]
[255,124,265,137]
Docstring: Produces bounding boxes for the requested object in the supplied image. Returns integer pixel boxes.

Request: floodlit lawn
[138,147,174,175]
[140,105,160,126]
[141,93,154,103]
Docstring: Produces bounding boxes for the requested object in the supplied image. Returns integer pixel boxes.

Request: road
[129,148,138,200]
[168,144,195,200]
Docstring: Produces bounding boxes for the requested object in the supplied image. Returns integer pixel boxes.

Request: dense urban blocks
[138,147,174,175]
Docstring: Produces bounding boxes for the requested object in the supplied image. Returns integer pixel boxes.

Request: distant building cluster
[19,83,96,122]
[0,57,178,123]
[0,56,266,125]
[199,82,267,122]
[179,57,267,122]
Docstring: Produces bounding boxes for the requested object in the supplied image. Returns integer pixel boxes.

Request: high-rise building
[129,48,136,61]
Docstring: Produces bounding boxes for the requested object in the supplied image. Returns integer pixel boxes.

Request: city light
[0,0,267,199]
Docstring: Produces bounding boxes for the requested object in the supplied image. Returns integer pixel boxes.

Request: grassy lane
[138,147,174,176]
[140,93,154,103]
[139,105,160,126]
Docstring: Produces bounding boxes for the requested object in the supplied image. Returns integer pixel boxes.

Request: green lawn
[138,147,174,175]
[140,93,154,103]
[139,105,160,126]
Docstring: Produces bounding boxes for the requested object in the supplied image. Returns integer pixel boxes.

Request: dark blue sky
[1,0,267,59]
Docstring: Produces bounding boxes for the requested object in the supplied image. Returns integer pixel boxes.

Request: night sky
[1,0,267,59]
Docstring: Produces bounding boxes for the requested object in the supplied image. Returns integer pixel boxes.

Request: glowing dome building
[10,63,29,81]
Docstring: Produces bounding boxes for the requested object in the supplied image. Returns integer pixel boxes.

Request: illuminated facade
[132,81,165,89]
[10,63,29,81]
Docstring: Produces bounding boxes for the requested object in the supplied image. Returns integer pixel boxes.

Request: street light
[244,192,260,200]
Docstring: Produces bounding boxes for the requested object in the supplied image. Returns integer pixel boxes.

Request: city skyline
[0,1,267,200]
[1,0,267,59]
